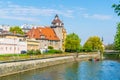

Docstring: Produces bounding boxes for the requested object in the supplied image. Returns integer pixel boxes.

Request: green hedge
[46,49,63,54]
[27,50,41,55]
[48,46,54,49]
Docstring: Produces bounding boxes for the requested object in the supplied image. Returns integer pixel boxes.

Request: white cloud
[83,14,112,20]
[0,1,111,22]
[0,1,74,21]
[0,15,39,22]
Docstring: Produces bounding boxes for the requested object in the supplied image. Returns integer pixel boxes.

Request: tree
[10,26,24,35]
[105,43,115,50]
[114,23,120,51]
[65,33,81,52]
[83,36,103,52]
[112,1,120,16]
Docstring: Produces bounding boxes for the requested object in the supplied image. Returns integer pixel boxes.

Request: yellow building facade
[27,39,40,51]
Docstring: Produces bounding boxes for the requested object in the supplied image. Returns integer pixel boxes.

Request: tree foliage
[114,23,120,51]
[112,1,120,16]
[83,36,104,52]
[10,26,24,35]
[105,43,115,50]
[65,33,81,52]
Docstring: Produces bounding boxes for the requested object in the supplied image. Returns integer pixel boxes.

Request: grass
[0,53,73,62]
[0,52,98,62]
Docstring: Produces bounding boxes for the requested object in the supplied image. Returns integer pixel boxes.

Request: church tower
[51,14,66,51]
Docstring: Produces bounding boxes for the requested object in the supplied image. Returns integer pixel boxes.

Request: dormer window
[60,23,62,26]
[56,23,59,26]
[40,35,45,39]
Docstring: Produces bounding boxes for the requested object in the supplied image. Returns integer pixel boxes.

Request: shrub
[27,49,41,55]
[65,49,77,53]
[27,50,35,55]
[35,50,41,55]
[48,46,54,49]
[47,49,62,54]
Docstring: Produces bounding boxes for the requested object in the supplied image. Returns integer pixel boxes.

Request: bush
[34,50,41,55]
[48,46,54,49]
[27,50,41,55]
[47,49,62,54]
[65,49,77,53]
[27,50,35,55]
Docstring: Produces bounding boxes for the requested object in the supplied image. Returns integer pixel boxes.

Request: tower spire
[51,14,64,28]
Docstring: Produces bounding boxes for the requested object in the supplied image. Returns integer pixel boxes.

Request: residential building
[27,38,40,51]
[0,25,10,32]
[27,27,60,50]
[27,14,66,51]
[21,24,32,33]
[0,33,27,54]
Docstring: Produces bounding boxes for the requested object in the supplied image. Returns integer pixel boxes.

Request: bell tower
[51,14,66,51]
[51,14,64,28]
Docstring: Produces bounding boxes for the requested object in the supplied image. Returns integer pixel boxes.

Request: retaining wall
[0,54,99,77]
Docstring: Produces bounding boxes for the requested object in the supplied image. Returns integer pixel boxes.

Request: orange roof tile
[27,27,59,41]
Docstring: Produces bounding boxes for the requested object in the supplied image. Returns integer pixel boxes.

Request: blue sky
[0,0,120,45]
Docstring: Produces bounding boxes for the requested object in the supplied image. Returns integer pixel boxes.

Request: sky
[0,0,120,45]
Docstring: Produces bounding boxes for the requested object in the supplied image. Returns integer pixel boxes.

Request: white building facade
[0,38,27,54]
[0,25,10,32]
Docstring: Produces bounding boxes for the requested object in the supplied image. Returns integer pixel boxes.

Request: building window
[50,41,53,45]
[10,47,12,50]
[0,47,1,50]
[19,39,22,41]
[1,47,3,50]
[56,23,59,26]
[40,35,45,39]
[14,47,16,50]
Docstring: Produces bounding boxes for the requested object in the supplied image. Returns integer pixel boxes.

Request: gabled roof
[27,27,60,41]
[27,27,40,39]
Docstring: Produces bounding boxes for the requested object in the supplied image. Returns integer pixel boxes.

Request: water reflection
[64,62,79,80]
[0,60,120,80]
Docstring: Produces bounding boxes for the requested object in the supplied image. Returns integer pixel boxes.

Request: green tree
[65,33,81,52]
[10,26,24,35]
[105,43,115,50]
[83,36,103,52]
[112,1,120,16]
[114,23,120,51]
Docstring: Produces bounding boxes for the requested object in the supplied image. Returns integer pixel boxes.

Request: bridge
[104,50,120,54]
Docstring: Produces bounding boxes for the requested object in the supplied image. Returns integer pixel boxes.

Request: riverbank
[0,53,99,77]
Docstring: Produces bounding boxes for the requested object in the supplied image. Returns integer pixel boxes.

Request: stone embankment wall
[0,54,99,77]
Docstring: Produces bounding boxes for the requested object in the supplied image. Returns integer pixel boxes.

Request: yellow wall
[2,35,25,40]
[27,39,40,50]
[62,28,67,51]
[5,35,17,39]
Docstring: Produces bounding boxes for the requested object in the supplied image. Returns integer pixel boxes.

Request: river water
[0,59,120,80]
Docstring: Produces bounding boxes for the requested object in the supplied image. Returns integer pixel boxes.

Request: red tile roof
[27,27,60,41]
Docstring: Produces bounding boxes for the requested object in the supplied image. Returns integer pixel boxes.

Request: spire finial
[55,14,58,18]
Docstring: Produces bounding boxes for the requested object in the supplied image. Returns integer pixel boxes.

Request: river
[0,58,120,80]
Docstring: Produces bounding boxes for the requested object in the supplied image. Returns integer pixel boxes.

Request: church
[27,15,66,51]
